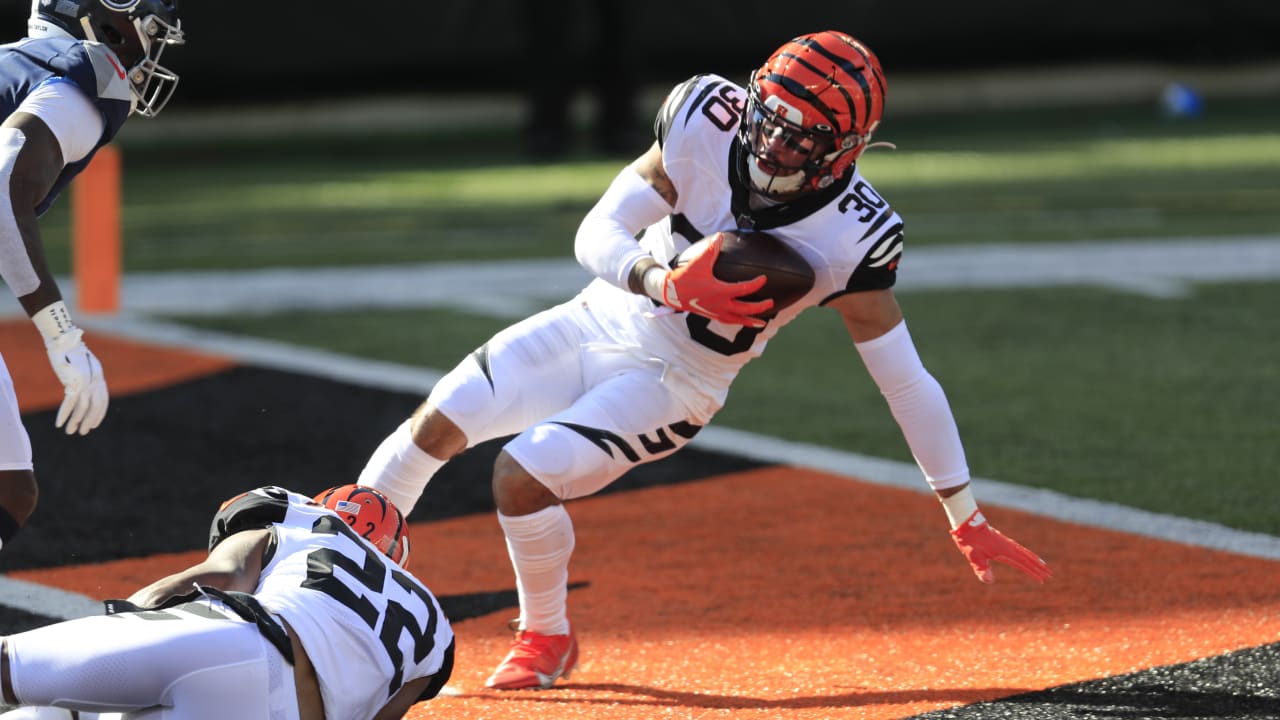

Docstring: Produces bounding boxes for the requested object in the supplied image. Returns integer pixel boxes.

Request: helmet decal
[764,94,803,124]
[314,484,410,566]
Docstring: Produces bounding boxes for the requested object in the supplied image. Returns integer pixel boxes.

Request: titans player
[0,0,182,553]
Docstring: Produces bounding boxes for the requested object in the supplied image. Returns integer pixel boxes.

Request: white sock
[498,505,575,636]
[357,419,445,515]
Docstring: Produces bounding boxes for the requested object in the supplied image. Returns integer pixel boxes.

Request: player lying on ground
[357,30,1052,691]
[0,484,454,719]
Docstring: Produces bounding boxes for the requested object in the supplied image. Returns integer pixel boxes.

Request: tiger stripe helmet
[314,484,410,566]
[741,31,887,194]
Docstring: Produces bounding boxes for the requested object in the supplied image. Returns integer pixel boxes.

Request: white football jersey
[579,73,904,416]
[211,487,452,720]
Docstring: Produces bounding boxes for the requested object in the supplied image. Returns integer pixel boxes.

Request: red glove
[950,510,1052,584]
[662,233,772,327]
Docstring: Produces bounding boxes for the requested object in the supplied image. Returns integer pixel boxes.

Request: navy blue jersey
[0,37,132,216]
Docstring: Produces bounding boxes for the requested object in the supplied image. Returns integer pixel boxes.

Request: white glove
[45,327,109,436]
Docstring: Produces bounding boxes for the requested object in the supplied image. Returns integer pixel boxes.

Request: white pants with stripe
[432,297,707,500]
[2,599,298,720]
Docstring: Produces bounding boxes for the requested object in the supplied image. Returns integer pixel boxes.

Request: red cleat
[485,627,579,690]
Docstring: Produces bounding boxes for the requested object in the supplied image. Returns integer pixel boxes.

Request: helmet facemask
[124,13,183,117]
[740,83,866,196]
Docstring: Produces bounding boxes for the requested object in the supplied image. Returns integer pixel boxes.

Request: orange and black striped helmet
[740,31,887,194]
[314,484,410,566]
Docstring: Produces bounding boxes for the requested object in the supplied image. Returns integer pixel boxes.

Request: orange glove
[950,510,1051,584]
[662,233,772,327]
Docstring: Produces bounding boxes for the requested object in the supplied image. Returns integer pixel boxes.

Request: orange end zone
[13,466,1280,719]
[0,319,235,413]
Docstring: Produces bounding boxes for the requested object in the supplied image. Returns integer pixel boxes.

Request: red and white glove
[950,510,1051,584]
[661,233,772,327]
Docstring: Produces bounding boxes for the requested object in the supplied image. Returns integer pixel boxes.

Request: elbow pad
[574,168,673,290]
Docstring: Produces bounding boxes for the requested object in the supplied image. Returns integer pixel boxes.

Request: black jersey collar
[728,137,852,231]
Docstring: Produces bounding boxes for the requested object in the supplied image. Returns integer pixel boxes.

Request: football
[673,230,816,319]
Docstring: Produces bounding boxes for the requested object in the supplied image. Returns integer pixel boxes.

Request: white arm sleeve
[855,320,971,491]
[20,79,104,164]
[0,128,37,296]
[0,81,104,297]
[574,167,673,291]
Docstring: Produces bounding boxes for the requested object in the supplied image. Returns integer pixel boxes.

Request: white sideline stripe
[78,315,1280,565]
[82,315,445,395]
[696,427,1280,561]
[0,576,101,620]
[3,237,1279,318]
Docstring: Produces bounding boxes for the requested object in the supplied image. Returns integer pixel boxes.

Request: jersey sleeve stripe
[682,79,721,127]
[867,239,903,268]
[858,213,897,243]
[657,75,717,146]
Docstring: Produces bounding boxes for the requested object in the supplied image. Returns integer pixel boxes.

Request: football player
[358,30,1052,690]
[0,484,454,720]
[0,0,185,555]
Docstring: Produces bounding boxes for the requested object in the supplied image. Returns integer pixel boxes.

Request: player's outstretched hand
[950,510,1051,584]
[662,233,772,327]
[46,328,109,435]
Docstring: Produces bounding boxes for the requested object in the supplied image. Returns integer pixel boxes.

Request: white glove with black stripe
[35,301,109,435]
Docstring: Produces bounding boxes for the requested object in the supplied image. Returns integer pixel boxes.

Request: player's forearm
[574,167,672,290]
[2,208,61,318]
[854,320,971,491]
[127,567,236,608]
[0,126,61,313]
[128,531,269,607]
[627,256,666,299]
[9,208,59,316]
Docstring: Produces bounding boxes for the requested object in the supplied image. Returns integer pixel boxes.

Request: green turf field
[59,94,1280,534]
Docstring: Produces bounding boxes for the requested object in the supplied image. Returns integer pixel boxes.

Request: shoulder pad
[208,486,293,552]
[81,42,133,104]
[655,74,728,148]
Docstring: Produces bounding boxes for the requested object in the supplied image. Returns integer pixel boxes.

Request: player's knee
[410,405,467,460]
[0,469,37,525]
[492,452,558,516]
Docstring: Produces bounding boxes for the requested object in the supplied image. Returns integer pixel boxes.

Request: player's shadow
[457,683,1029,711]
[437,582,589,623]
